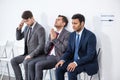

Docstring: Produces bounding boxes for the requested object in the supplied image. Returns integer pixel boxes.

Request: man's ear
[63,22,66,27]
[81,21,85,27]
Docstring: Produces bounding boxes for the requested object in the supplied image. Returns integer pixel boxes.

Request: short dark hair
[21,10,33,19]
[72,13,85,23]
[58,15,68,27]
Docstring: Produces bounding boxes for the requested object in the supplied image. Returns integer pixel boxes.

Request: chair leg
[43,70,48,80]
[77,74,81,80]
[0,74,4,80]
[83,72,87,80]
[0,71,4,80]
[90,75,93,80]
[6,62,10,80]
[98,70,101,80]
[0,61,5,80]
[0,63,9,80]
[49,70,52,80]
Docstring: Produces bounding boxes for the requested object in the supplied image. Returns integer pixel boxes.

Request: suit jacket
[61,28,98,75]
[16,22,45,58]
[45,28,70,61]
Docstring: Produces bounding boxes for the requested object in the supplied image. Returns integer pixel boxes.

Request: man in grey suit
[11,10,45,80]
[28,15,70,80]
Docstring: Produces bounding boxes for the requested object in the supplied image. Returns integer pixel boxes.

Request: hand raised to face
[50,28,58,40]
[18,20,24,30]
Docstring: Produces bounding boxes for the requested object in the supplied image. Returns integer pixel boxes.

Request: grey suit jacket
[45,28,70,61]
[16,22,45,58]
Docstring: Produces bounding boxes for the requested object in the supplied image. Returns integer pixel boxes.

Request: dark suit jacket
[45,28,70,61]
[16,22,45,58]
[61,28,98,75]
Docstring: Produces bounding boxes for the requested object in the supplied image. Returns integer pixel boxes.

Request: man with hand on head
[11,10,45,80]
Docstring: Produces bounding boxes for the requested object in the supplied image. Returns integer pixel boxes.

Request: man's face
[54,17,64,28]
[72,19,83,32]
[23,18,33,26]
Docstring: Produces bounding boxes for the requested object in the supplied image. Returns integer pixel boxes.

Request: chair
[43,69,54,80]
[80,48,101,80]
[44,68,68,80]
[0,40,15,80]
[89,48,101,80]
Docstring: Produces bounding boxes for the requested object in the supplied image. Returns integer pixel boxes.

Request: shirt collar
[76,27,84,36]
[30,21,36,29]
[56,27,63,34]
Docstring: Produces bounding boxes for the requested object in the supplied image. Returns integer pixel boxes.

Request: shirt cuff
[61,60,65,62]
[73,61,78,66]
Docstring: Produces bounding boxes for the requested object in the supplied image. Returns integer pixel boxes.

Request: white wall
[0,0,120,80]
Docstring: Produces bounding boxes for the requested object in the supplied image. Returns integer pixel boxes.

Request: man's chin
[73,28,76,31]
[54,25,57,28]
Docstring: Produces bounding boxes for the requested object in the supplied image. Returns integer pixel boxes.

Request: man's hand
[18,20,24,30]
[50,28,57,40]
[67,62,77,72]
[24,55,31,60]
[55,60,64,68]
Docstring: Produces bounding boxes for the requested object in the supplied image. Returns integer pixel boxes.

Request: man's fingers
[67,64,76,72]
[55,63,60,68]
[56,62,63,68]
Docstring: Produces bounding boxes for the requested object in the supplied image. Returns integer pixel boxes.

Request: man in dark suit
[28,15,70,80]
[55,13,98,80]
[11,10,45,80]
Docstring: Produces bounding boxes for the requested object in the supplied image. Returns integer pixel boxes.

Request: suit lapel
[72,32,76,52]
[25,27,29,42]
[57,28,65,39]
[28,22,38,42]
[79,28,86,50]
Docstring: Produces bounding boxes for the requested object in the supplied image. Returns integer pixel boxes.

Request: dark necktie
[48,32,59,55]
[74,34,80,61]
[27,27,32,42]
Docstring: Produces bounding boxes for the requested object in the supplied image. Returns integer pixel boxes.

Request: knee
[11,57,16,65]
[35,62,43,70]
[23,60,29,67]
[56,67,63,74]
[28,62,35,70]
